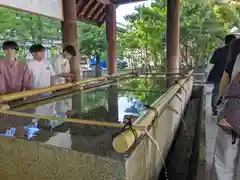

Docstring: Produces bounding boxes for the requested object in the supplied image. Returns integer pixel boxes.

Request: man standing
[0,41,32,94]
[52,45,76,84]
[0,41,33,138]
[51,45,76,119]
[27,44,56,90]
[207,34,236,116]
[27,44,57,129]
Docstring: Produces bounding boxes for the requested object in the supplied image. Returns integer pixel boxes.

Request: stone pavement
[204,85,218,180]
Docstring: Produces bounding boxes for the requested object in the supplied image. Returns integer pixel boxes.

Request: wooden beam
[87,1,101,18]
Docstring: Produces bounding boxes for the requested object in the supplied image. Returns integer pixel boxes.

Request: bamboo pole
[0,109,145,130]
[0,77,106,103]
[12,74,138,111]
[0,105,10,110]
[12,80,116,111]
[143,72,186,76]
[119,73,187,79]
[12,91,80,111]
[112,70,193,153]
[107,74,138,80]
[0,71,136,103]
[11,89,76,107]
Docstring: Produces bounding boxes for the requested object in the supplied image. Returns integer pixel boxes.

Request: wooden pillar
[106,4,117,75]
[62,0,80,81]
[166,0,180,75]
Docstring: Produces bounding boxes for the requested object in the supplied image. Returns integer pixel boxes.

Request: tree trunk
[95,53,101,77]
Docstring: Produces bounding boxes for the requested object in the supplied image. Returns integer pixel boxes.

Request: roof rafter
[75,0,146,25]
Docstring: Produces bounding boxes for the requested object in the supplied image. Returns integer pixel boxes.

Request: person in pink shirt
[0,41,33,94]
[0,41,33,138]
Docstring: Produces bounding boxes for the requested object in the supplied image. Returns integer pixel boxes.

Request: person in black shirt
[207,34,236,116]
[219,57,234,98]
[219,38,240,97]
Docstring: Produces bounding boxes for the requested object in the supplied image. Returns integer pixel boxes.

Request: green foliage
[0,7,61,44]
[0,7,62,60]
[17,47,28,61]
[100,51,107,61]
[0,1,239,67]
[119,77,166,103]
[0,7,110,62]
[119,3,168,68]
[78,22,107,57]
[120,0,240,67]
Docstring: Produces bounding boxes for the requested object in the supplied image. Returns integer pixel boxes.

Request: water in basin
[0,77,167,158]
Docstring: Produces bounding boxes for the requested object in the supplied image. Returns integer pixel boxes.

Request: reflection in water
[2,127,16,137]
[0,123,40,140]
[0,77,167,157]
[25,122,40,140]
[1,78,166,137]
[117,78,166,123]
[119,78,166,104]
[35,103,56,129]
[45,130,72,148]
[118,97,145,123]
[107,85,118,122]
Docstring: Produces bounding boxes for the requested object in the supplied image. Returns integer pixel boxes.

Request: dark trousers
[212,83,219,113]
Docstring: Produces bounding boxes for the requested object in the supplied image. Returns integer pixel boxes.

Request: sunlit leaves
[78,22,107,57]
[0,7,61,44]
[120,0,239,67]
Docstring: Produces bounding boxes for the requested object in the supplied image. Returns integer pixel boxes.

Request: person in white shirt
[52,45,76,116]
[52,45,76,85]
[28,44,56,90]
[27,44,58,130]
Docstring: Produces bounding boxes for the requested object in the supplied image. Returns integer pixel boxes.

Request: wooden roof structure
[76,0,146,25]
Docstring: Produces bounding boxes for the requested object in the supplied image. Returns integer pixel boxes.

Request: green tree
[78,22,107,76]
[0,7,61,60]
[120,0,239,68]
[121,4,167,70]
[12,10,61,44]
[78,22,106,57]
